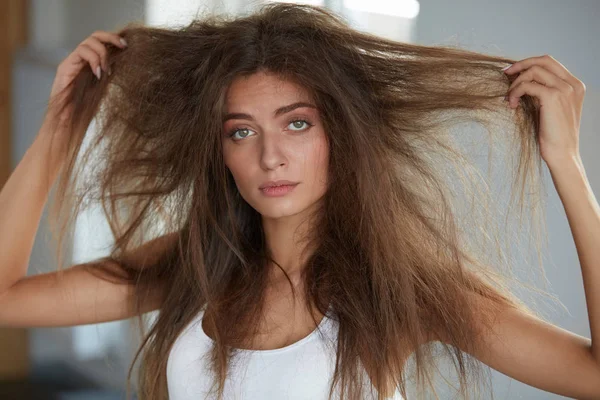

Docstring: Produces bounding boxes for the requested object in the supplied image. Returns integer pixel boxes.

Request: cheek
[223,150,247,186]
[226,162,248,186]
[308,137,329,185]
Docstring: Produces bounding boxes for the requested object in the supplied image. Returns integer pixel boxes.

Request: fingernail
[120,38,128,47]
[501,64,512,71]
[96,66,101,80]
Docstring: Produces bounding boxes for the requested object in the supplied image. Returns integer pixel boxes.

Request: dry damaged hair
[42,2,563,399]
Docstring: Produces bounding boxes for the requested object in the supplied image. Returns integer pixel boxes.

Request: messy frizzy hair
[43,2,561,399]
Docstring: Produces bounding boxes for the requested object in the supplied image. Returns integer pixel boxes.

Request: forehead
[223,72,313,111]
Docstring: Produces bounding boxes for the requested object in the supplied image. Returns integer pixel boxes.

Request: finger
[82,36,109,73]
[507,64,572,93]
[503,55,579,88]
[90,30,128,50]
[77,43,103,79]
[57,43,92,72]
[507,81,555,108]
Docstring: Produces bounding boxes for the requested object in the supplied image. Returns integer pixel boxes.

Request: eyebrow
[222,102,317,123]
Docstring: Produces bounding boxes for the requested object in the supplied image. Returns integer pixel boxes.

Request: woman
[0,2,596,399]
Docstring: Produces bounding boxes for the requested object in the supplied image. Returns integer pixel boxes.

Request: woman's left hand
[503,55,586,167]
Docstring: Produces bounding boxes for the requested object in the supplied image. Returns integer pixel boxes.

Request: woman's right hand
[45,30,128,128]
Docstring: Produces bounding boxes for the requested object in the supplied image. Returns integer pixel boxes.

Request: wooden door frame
[0,0,30,381]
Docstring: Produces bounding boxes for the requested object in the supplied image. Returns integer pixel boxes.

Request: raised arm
[0,30,175,328]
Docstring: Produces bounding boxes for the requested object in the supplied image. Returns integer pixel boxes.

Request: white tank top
[167,305,405,399]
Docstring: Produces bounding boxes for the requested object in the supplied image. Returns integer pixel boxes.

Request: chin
[255,203,304,219]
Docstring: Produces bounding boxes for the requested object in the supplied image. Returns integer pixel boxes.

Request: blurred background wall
[1,0,598,399]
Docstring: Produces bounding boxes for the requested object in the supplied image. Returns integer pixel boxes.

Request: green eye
[289,119,310,130]
[228,128,253,140]
[227,118,314,141]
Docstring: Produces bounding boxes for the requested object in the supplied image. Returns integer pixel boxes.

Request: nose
[259,130,287,171]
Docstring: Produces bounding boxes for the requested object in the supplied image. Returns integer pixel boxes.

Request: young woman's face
[222,71,329,219]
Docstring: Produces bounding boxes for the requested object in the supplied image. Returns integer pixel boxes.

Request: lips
[259,180,299,189]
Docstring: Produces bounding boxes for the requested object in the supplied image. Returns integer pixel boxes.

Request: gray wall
[416,1,599,399]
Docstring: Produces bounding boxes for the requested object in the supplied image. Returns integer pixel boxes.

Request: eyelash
[226,118,314,140]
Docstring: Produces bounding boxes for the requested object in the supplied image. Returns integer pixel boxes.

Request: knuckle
[89,53,100,66]
[81,38,93,48]
[97,45,108,57]
[565,84,574,94]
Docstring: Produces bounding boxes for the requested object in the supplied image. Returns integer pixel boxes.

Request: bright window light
[264,0,324,5]
[145,0,207,27]
[344,0,419,19]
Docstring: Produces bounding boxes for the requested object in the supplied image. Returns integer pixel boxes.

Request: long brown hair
[43,2,560,399]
